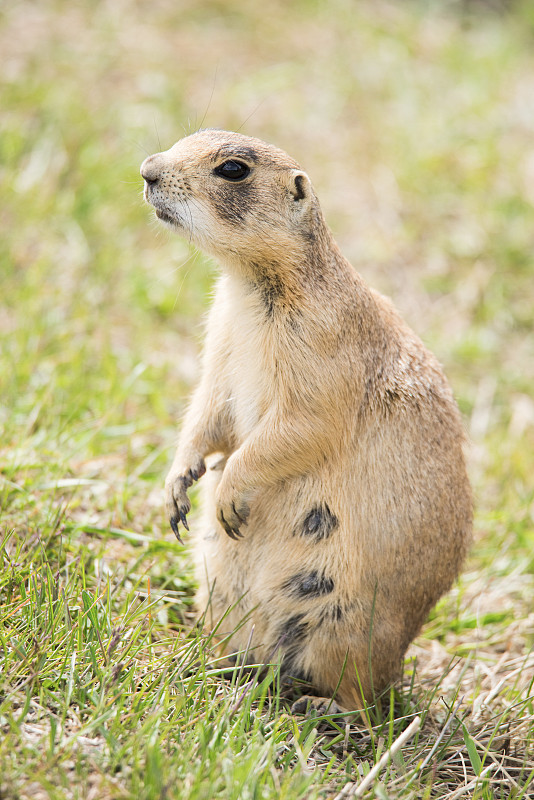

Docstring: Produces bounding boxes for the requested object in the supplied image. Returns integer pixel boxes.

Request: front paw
[165,459,206,542]
[215,484,250,541]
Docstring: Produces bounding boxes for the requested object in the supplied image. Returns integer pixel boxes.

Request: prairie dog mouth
[155,207,182,227]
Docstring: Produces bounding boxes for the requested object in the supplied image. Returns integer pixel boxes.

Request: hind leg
[278,607,404,713]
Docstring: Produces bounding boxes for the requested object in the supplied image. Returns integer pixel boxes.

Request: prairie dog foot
[291,695,349,718]
[165,458,206,540]
[215,474,251,540]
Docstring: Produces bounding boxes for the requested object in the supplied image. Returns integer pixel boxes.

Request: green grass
[2,0,534,797]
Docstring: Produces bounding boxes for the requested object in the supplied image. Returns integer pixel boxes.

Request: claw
[232,502,248,526]
[178,509,190,531]
[189,462,206,483]
[170,517,183,544]
[219,511,240,540]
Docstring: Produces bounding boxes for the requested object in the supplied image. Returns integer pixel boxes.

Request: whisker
[235,98,268,133]
[153,116,162,151]
[197,64,219,133]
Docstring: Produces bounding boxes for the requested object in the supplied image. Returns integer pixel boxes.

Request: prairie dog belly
[194,469,362,653]
[194,399,469,701]
[216,277,272,444]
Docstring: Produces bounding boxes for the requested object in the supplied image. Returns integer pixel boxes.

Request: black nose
[140,154,163,183]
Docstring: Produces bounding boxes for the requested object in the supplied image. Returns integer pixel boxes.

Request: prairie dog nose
[140,154,164,183]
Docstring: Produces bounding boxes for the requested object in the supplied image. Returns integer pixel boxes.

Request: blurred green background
[1,1,534,795]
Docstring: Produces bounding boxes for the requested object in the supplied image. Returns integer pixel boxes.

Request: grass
[1,0,534,796]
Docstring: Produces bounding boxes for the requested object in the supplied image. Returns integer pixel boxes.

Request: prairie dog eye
[214,160,250,181]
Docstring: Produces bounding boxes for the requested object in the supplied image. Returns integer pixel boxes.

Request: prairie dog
[140,130,472,710]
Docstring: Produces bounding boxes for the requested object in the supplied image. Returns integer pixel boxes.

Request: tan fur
[140,130,472,709]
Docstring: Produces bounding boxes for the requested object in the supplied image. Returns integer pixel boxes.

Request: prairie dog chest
[214,277,276,442]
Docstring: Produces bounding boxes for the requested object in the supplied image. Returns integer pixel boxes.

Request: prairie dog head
[140,130,316,265]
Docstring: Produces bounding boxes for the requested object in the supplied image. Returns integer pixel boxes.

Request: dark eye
[214,160,250,181]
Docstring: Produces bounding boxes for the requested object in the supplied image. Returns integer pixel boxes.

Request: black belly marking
[281,663,313,684]
[283,570,335,598]
[279,613,308,644]
[299,503,338,542]
[276,614,310,679]
[319,602,344,625]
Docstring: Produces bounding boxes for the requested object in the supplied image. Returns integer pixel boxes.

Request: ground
[1,0,534,797]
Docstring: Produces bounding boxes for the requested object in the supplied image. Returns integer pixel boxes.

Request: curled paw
[216,491,250,541]
[165,459,206,542]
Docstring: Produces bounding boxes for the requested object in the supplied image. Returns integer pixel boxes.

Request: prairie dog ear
[286,169,313,206]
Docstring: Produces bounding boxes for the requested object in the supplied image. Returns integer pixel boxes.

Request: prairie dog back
[140,129,472,710]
